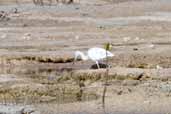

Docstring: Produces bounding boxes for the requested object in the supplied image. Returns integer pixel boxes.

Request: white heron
[74,47,114,69]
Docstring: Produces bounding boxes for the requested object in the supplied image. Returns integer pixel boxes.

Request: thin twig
[102,48,109,110]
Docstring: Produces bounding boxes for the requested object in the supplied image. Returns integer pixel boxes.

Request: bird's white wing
[88,47,114,61]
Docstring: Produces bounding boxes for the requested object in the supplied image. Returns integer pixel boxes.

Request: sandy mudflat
[0,0,171,114]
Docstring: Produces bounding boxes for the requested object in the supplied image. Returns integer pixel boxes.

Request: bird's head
[74,51,88,61]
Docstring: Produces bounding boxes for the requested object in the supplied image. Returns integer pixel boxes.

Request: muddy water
[0,64,99,105]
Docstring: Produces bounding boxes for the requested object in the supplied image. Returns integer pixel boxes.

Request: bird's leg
[73,53,78,65]
[73,56,76,65]
[72,60,75,65]
[96,61,100,69]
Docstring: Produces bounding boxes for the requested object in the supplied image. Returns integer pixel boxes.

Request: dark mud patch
[1,55,74,64]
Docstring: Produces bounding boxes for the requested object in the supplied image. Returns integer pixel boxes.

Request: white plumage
[74,47,114,68]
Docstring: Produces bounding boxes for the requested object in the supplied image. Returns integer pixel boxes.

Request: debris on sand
[75,35,80,40]
[32,0,78,6]
[0,105,40,114]
[23,33,32,40]
[0,11,10,21]
[134,37,140,41]
[156,65,163,69]
[11,8,18,14]
[1,34,7,39]
[148,43,155,49]
[123,37,131,42]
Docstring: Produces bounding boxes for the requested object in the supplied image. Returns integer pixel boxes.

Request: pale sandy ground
[0,0,171,114]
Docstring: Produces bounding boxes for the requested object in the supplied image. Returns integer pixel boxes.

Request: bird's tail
[107,51,114,57]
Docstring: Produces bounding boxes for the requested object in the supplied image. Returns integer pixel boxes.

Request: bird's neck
[75,51,88,60]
